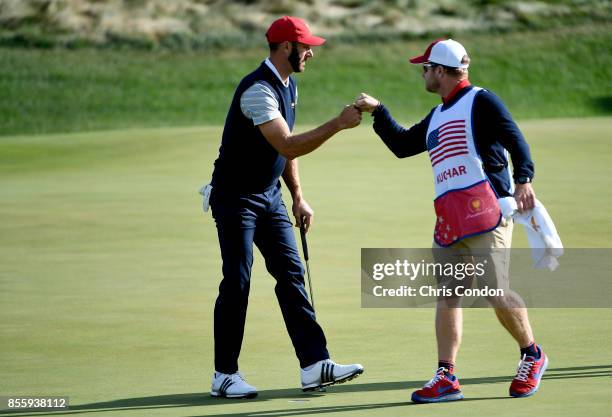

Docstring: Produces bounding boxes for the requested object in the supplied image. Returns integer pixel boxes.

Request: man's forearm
[282,158,302,200]
[285,117,343,159]
[259,105,360,160]
[372,105,429,158]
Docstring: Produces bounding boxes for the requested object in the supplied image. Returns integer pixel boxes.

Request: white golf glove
[199,183,212,213]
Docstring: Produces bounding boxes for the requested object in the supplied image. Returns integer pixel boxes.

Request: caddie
[355,39,548,402]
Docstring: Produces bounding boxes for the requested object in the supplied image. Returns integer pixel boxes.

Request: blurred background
[0,0,610,135]
[1,0,610,48]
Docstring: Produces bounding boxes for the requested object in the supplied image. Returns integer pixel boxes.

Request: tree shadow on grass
[1,364,611,416]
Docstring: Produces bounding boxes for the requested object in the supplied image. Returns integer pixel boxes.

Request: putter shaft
[300,222,315,312]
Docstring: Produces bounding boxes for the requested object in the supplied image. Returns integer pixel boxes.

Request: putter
[300,218,327,393]
[299,217,315,315]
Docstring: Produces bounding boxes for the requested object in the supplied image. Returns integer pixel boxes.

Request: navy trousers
[211,182,329,374]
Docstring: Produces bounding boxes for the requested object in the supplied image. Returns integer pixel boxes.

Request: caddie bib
[426,87,501,247]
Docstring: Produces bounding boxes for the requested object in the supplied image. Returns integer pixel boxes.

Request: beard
[288,42,302,72]
[425,78,439,93]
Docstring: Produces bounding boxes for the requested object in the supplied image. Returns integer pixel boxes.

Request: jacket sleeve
[371,104,431,158]
[474,90,535,181]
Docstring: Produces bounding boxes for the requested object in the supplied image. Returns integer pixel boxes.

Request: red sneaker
[411,367,464,403]
[509,346,549,398]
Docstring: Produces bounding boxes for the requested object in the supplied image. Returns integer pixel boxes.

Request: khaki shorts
[433,219,513,303]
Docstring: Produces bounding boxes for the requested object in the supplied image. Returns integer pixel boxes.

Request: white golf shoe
[210,371,258,399]
[301,359,364,391]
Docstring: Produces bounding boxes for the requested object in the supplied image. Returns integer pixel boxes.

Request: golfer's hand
[354,93,380,113]
[293,197,314,232]
[514,183,536,213]
[337,105,362,129]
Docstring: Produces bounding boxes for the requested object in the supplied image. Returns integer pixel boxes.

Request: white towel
[498,197,563,271]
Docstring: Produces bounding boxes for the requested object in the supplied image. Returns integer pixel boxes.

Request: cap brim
[409,55,427,64]
[299,35,326,46]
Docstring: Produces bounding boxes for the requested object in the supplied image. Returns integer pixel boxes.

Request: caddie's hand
[514,183,536,213]
[354,92,380,113]
[293,197,314,232]
[337,104,362,129]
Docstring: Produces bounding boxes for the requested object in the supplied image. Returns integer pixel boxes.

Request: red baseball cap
[266,16,326,46]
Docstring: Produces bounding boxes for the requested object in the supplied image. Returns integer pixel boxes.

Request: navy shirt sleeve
[473,90,535,182]
[371,104,432,158]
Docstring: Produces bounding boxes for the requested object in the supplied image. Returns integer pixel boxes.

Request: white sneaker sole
[302,367,364,392]
[210,390,258,399]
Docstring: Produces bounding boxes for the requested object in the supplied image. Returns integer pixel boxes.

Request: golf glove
[199,183,212,213]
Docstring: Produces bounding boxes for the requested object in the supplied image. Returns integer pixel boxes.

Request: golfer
[207,16,363,399]
[356,39,547,402]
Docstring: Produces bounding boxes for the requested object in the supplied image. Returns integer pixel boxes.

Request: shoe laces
[515,355,534,382]
[424,367,446,388]
[216,371,246,383]
[232,372,247,382]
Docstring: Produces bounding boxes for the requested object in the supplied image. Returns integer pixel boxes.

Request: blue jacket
[372,86,534,197]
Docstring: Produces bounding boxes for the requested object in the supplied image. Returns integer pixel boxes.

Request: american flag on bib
[427,119,468,167]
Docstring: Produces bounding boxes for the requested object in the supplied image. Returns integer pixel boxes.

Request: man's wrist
[515,176,532,184]
[372,102,383,115]
[291,191,303,202]
[333,116,346,131]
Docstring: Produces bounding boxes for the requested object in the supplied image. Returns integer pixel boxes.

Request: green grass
[1,118,612,416]
[1,24,611,136]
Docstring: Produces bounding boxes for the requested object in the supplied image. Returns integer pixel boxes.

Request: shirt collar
[442,79,471,104]
[264,58,290,88]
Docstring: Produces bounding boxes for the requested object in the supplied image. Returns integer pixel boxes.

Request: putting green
[1,118,611,416]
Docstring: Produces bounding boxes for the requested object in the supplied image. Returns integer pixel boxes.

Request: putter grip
[300,225,309,261]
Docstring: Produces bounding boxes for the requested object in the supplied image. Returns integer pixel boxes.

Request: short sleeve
[240,82,281,125]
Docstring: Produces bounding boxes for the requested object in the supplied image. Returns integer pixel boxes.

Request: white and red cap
[266,16,326,46]
[409,38,469,68]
